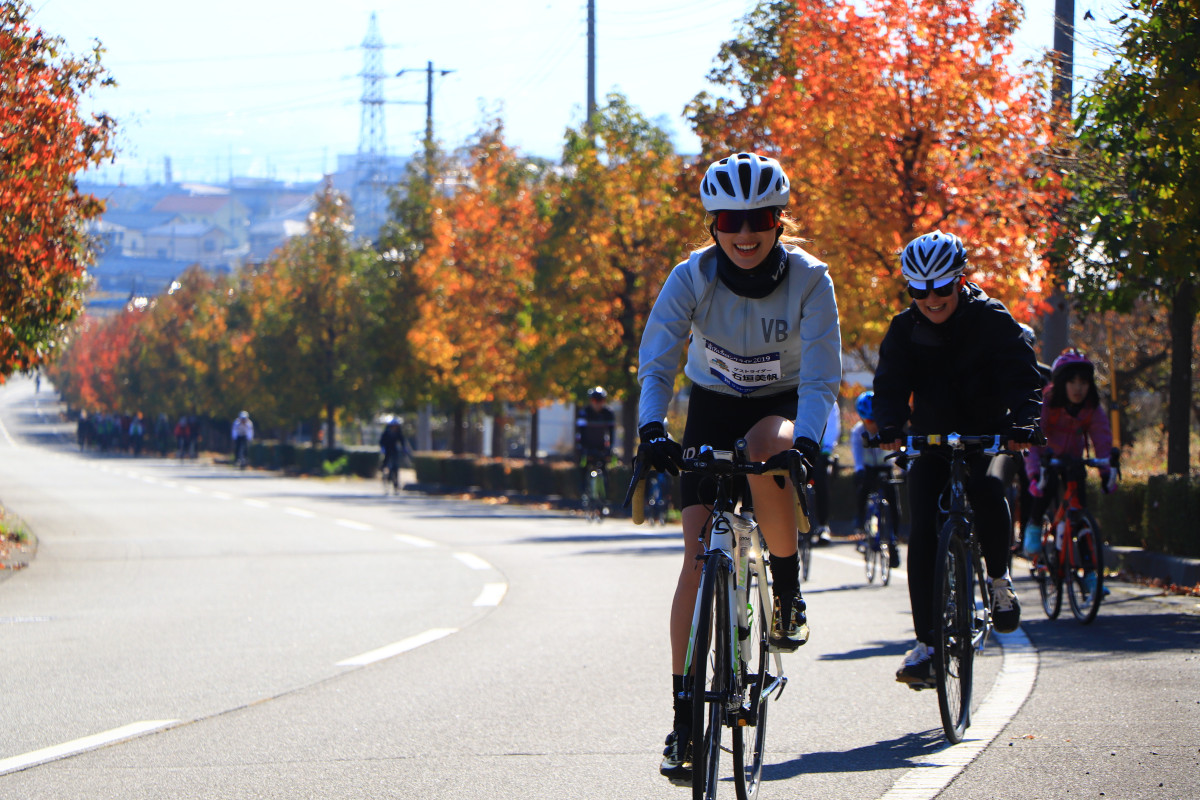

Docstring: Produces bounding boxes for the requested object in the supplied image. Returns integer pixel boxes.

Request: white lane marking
[0,720,178,776]
[336,628,458,667]
[244,499,269,509]
[474,582,508,607]
[878,628,1038,800]
[336,519,373,531]
[0,414,19,448]
[394,533,433,548]
[211,492,233,500]
[185,487,202,495]
[453,552,492,571]
[284,507,316,518]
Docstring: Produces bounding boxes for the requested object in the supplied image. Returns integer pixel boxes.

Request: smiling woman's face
[914,281,961,324]
[716,221,776,270]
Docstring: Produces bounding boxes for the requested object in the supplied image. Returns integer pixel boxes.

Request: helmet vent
[756,167,775,199]
[715,171,735,198]
[737,161,753,198]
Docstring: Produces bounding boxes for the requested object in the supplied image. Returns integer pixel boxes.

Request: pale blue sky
[31,0,1123,185]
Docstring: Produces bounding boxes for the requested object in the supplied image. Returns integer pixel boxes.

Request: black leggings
[905,452,1011,643]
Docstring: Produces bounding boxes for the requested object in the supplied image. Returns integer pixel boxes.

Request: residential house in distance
[149,191,251,249]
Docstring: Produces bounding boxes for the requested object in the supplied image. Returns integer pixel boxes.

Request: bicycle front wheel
[1067,512,1105,624]
[864,513,879,583]
[731,562,773,800]
[691,558,731,800]
[933,524,973,744]
[1037,519,1063,619]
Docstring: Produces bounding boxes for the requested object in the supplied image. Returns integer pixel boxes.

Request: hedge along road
[0,375,1195,799]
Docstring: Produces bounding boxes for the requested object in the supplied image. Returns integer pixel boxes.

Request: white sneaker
[991,577,1021,633]
[896,641,934,686]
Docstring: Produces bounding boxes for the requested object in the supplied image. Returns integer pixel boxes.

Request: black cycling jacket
[872,282,1043,437]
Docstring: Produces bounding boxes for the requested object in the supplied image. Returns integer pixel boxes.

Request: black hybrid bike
[629,441,809,800]
[869,433,1015,744]
[860,465,903,586]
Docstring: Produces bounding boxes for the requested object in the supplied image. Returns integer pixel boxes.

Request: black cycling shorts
[679,385,797,509]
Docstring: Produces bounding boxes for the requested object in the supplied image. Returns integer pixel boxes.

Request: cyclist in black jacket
[872,230,1043,688]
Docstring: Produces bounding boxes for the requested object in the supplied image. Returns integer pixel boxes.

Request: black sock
[672,674,687,731]
[770,553,800,598]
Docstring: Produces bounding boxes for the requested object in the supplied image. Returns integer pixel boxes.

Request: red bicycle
[1031,456,1113,624]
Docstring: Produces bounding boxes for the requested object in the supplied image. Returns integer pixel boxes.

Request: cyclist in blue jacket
[634,152,841,784]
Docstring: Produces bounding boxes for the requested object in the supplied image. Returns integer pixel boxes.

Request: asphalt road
[0,376,1196,799]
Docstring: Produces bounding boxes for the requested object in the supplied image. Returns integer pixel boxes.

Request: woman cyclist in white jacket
[634,152,841,784]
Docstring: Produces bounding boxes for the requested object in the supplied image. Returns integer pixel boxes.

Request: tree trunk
[529,406,540,462]
[490,403,506,459]
[325,403,337,449]
[1166,279,1194,475]
[621,389,638,462]
[452,400,467,455]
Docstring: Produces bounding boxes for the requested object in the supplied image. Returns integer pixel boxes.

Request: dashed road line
[336,628,458,667]
[394,533,434,548]
[0,720,178,777]
[336,519,373,531]
[474,583,508,607]
[453,552,492,571]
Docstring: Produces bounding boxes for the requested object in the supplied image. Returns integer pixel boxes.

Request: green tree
[1068,0,1199,474]
[540,92,696,454]
[1,1,115,377]
[246,182,389,447]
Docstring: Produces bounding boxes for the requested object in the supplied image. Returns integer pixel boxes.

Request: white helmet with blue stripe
[900,230,967,285]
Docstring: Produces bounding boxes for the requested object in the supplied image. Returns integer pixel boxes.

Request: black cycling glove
[764,436,817,488]
[636,422,684,476]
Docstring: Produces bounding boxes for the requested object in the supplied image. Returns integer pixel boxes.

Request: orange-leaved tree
[1,1,116,377]
[538,93,697,454]
[688,0,1062,362]
[408,119,550,452]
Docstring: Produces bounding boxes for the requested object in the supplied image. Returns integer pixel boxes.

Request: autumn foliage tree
[407,120,550,453]
[688,0,1061,360]
[0,1,115,377]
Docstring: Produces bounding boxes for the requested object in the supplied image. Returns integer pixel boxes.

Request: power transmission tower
[355,12,389,241]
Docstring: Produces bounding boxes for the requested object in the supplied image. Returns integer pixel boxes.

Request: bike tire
[691,559,728,800]
[1067,512,1105,624]
[732,563,772,800]
[798,530,812,582]
[1037,519,1063,619]
[879,537,892,586]
[864,512,879,583]
[932,523,972,744]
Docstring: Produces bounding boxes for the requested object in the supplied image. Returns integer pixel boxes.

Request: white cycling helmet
[900,230,967,285]
[700,152,790,212]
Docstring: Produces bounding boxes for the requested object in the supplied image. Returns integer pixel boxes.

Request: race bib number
[704,339,781,394]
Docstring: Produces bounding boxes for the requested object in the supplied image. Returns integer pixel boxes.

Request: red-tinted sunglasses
[907,278,959,300]
[713,208,780,234]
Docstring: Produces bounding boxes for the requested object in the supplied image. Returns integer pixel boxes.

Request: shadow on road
[817,638,912,662]
[1021,608,1200,655]
[763,729,945,780]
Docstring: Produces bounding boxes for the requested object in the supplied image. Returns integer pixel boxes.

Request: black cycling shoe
[660,729,692,785]
[769,591,809,651]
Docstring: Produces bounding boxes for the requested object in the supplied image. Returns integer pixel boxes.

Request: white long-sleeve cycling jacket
[637,243,842,444]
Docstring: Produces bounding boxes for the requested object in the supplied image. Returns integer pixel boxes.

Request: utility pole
[1041,0,1075,363]
[587,0,596,129]
[397,61,454,184]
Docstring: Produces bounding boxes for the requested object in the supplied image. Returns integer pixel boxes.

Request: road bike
[797,481,813,582]
[380,452,401,495]
[580,456,609,523]
[644,471,671,526]
[870,433,1011,744]
[1031,455,1112,625]
[629,441,809,800]
[861,465,902,586]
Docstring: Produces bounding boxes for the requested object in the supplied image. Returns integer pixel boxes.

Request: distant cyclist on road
[851,390,901,567]
[231,411,254,468]
[634,152,841,784]
[379,416,412,486]
[872,230,1043,688]
[575,386,616,507]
